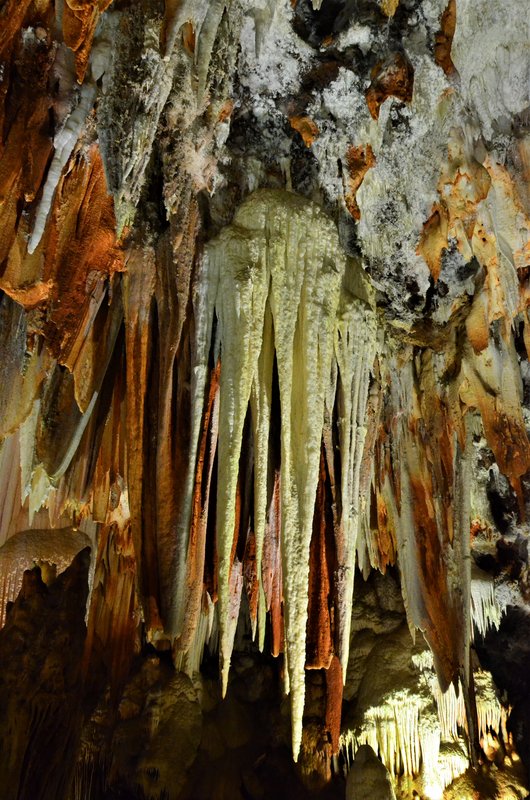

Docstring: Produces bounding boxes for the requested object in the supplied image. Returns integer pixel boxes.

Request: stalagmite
[0,526,91,624]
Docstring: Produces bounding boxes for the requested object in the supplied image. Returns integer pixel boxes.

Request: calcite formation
[0,0,529,798]
[193,190,375,757]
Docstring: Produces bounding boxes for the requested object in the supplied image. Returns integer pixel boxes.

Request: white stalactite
[341,649,508,795]
[471,564,504,638]
[199,189,375,759]
[334,265,376,673]
[27,83,96,255]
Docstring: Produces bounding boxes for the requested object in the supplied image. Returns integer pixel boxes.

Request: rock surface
[0,0,529,797]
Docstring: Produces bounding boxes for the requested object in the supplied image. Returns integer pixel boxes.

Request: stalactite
[123,244,158,627]
[0,1,529,796]
[470,564,504,639]
[171,233,218,642]
[130,201,200,634]
[27,83,96,255]
[341,649,510,797]
[334,265,376,672]
[306,447,334,671]
[82,521,137,699]
[195,189,375,758]
[176,359,220,653]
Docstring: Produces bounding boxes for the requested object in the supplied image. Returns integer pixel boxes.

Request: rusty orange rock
[417,204,449,282]
[40,145,123,360]
[365,52,414,120]
[63,0,114,83]
[418,133,491,282]
[435,0,456,76]
[289,116,320,148]
[343,144,376,221]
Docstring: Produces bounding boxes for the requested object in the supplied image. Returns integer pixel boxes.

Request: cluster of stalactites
[171,190,376,759]
[341,652,507,798]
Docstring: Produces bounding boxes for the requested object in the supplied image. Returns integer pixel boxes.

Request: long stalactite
[0,1,529,798]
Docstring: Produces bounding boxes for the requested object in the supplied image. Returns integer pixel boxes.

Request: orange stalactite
[324,656,343,755]
[177,359,220,652]
[181,21,196,57]
[266,468,283,658]
[408,466,464,690]
[373,490,398,573]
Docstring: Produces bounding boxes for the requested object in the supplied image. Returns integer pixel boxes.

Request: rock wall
[0,0,529,797]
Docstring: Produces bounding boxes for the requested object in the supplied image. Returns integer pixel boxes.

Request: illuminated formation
[0,1,529,798]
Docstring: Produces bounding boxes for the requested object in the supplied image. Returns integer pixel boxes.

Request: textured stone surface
[0,0,529,797]
[0,549,90,800]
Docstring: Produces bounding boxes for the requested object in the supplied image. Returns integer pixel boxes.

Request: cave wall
[0,0,529,798]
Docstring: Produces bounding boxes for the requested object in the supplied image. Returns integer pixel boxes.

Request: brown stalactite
[83,522,137,700]
[0,0,35,60]
[0,7,55,277]
[325,655,343,755]
[123,245,161,630]
[306,445,334,671]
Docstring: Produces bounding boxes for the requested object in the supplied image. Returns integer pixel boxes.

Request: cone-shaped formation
[185,190,376,757]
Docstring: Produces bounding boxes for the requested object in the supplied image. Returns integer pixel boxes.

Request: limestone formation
[0,0,529,798]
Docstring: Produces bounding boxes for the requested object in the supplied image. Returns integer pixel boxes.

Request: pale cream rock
[346,744,396,800]
[470,563,504,639]
[200,189,375,759]
[452,0,530,141]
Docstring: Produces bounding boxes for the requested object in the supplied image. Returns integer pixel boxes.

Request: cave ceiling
[0,1,529,798]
